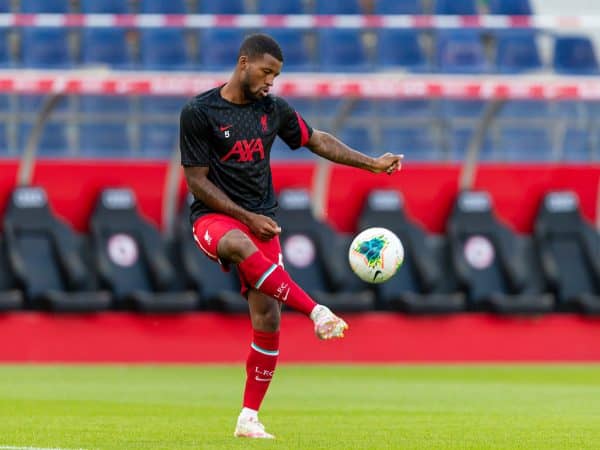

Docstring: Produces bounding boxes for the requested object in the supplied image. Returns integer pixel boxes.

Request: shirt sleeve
[179,102,211,167]
[275,97,313,150]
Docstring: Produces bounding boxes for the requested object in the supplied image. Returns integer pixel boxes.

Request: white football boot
[234,415,275,439]
[311,305,349,340]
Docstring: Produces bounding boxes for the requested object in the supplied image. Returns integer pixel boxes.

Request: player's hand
[247,213,282,241]
[371,153,404,175]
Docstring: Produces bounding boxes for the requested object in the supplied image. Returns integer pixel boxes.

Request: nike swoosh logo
[281,288,290,302]
[255,376,272,382]
[220,125,233,131]
[373,270,382,282]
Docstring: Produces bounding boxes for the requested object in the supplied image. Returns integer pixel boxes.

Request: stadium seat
[176,194,247,312]
[378,99,434,117]
[140,29,191,71]
[358,190,466,312]
[0,0,9,12]
[552,36,600,75]
[18,94,70,114]
[314,0,362,14]
[494,31,542,73]
[79,0,130,13]
[78,123,131,157]
[497,100,551,118]
[20,28,71,68]
[140,97,186,114]
[447,126,494,161]
[79,95,132,114]
[439,99,487,118]
[373,0,423,14]
[488,0,532,14]
[19,0,69,12]
[276,189,376,312]
[434,0,478,15]
[89,189,198,312]
[3,186,111,312]
[376,30,428,71]
[139,0,188,13]
[447,190,554,313]
[0,237,25,310]
[561,127,591,161]
[0,123,9,155]
[267,29,313,71]
[139,123,178,158]
[81,29,132,69]
[338,126,374,153]
[317,29,369,72]
[0,30,12,67]
[496,127,553,161]
[198,0,246,14]
[534,191,600,313]
[382,127,442,161]
[19,122,69,156]
[435,30,489,73]
[257,0,305,14]
[198,29,248,70]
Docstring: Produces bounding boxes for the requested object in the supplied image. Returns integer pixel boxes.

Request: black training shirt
[180,86,313,223]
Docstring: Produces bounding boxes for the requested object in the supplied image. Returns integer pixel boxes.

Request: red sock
[238,251,317,315]
[243,329,279,411]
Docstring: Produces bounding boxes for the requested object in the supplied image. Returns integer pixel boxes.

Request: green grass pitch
[0,364,599,449]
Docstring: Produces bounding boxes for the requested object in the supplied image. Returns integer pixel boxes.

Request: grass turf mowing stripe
[0,364,599,449]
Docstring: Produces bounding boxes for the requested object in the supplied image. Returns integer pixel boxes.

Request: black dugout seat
[447,190,554,314]
[3,186,110,312]
[0,237,25,310]
[276,189,375,312]
[534,191,600,314]
[90,188,197,312]
[358,190,466,313]
[177,193,248,313]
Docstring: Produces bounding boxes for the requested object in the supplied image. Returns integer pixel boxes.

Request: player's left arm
[306,129,403,174]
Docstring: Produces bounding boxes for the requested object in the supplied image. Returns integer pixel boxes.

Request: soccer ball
[348,227,404,284]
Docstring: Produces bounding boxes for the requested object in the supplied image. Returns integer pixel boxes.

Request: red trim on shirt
[295,111,309,147]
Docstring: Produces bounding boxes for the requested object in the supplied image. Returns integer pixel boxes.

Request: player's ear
[238,55,248,69]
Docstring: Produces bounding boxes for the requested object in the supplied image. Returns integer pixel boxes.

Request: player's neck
[220,81,251,105]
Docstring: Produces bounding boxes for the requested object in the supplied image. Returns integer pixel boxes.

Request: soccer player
[180,34,403,439]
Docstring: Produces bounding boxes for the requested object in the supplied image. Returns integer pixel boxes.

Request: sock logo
[275,282,290,302]
[204,230,212,245]
[254,366,274,382]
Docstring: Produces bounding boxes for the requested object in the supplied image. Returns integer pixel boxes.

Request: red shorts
[192,213,282,295]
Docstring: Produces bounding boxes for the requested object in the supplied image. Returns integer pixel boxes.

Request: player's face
[240,53,282,101]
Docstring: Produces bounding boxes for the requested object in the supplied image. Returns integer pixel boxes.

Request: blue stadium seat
[19,94,69,113]
[139,0,187,13]
[79,95,131,113]
[374,0,423,14]
[383,127,441,161]
[495,31,542,73]
[79,124,131,157]
[376,30,427,71]
[562,128,591,161]
[140,97,186,114]
[439,99,486,118]
[19,122,69,156]
[257,0,305,14]
[0,94,10,112]
[497,127,553,161]
[436,31,488,73]
[314,0,362,14]
[81,29,131,68]
[79,0,130,13]
[497,100,551,118]
[0,0,10,12]
[19,0,69,12]
[20,28,71,68]
[140,29,190,71]
[0,30,12,67]
[377,99,434,117]
[140,123,177,158]
[0,123,8,154]
[199,29,248,70]
[339,126,374,153]
[447,127,494,161]
[318,29,369,71]
[488,0,532,15]
[553,36,600,75]
[268,29,313,71]
[434,0,477,15]
[198,0,246,14]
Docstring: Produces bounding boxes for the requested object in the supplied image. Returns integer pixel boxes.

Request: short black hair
[238,33,284,62]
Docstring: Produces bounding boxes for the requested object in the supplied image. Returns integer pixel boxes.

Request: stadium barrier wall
[1,161,597,234]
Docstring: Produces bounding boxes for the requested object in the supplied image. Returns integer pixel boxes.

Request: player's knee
[217,229,257,264]
[253,304,281,332]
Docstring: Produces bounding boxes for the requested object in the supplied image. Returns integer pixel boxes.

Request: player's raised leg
[234,289,280,439]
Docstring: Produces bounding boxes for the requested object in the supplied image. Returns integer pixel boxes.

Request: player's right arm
[180,102,280,241]
[183,166,280,241]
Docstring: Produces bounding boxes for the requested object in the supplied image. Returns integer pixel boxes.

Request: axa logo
[220,138,265,162]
